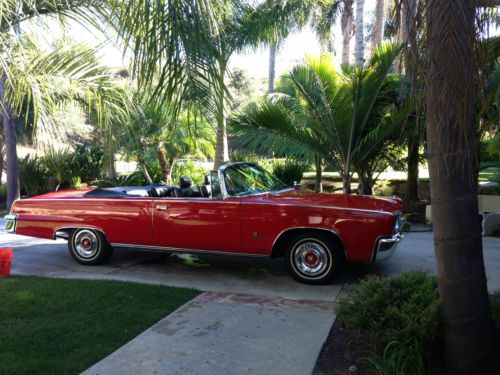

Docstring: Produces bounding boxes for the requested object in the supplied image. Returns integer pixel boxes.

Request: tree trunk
[139,160,153,185]
[354,0,365,67]
[166,156,175,185]
[268,42,277,93]
[426,1,498,373]
[370,0,384,55]
[341,0,354,66]
[157,143,169,183]
[357,170,373,195]
[214,59,229,169]
[406,135,419,202]
[0,74,20,211]
[314,154,323,193]
[342,173,352,195]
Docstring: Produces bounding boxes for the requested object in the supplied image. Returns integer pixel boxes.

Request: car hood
[241,189,402,214]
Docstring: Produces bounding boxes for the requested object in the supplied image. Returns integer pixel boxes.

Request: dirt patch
[314,320,374,375]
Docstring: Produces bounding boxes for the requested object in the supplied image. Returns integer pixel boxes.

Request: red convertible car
[5,162,403,284]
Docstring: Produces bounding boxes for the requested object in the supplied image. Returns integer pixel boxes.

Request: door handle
[156,205,168,211]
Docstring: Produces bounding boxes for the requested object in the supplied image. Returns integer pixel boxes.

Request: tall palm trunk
[268,42,277,93]
[341,0,354,66]
[0,74,20,211]
[404,0,420,202]
[354,0,365,67]
[370,0,384,54]
[214,59,229,169]
[157,143,169,182]
[357,170,373,195]
[426,1,498,373]
[406,134,419,201]
[314,153,323,193]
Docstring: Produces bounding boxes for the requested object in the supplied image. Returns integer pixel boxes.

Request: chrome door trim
[110,243,268,258]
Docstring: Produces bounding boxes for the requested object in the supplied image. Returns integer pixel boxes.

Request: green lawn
[479,167,500,184]
[0,276,199,375]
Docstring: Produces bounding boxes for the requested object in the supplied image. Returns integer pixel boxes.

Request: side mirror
[210,170,223,199]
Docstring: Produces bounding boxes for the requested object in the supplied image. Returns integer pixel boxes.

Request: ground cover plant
[0,276,198,375]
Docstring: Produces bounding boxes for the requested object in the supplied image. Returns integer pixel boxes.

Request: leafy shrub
[43,147,78,190]
[145,160,164,183]
[172,160,208,186]
[73,143,104,183]
[271,159,308,186]
[19,156,50,196]
[337,271,441,351]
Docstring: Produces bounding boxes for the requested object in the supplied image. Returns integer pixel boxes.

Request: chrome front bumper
[4,214,17,234]
[373,232,403,261]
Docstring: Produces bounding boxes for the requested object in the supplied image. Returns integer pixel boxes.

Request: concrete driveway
[3,219,500,298]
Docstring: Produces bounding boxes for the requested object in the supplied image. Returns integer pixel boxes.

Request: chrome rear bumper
[373,232,403,261]
[4,214,17,234]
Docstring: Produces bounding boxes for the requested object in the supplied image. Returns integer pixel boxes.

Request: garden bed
[0,276,198,374]
[314,273,500,375]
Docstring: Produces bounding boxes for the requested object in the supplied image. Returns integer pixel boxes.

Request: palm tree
[266,0,341,93]
[341,0,354,65]
[370,0,385,54]
[354,0,365,66]
[117,94,215,185]
[1,37,125,211]
[426,0,498,373]
[0,0,122,210]
[232,44,403,195]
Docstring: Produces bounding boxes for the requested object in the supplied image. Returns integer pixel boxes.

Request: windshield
[223,163,289,196]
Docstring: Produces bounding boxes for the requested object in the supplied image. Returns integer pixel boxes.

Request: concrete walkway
[82,292,335,375]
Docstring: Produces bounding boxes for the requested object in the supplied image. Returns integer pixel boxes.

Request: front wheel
[68,229,113,265]
[285,232,343,284]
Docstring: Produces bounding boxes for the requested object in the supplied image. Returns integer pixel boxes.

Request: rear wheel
[284,232,343,284]
[68,229,113,265]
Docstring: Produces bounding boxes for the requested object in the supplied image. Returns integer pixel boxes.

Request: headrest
[204,175,211,185]
[180,176,193,189]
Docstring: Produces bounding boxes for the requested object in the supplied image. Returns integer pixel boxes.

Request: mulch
[313,320,375,375]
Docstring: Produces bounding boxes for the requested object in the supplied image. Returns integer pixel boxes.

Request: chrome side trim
[4,214,18,234]
[270,227,347,260]
[53,226,106,240]
[373,232,403,261]
[241,201,394,216]
[110,243,268,258]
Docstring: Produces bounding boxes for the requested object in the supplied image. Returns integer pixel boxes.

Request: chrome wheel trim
[292,239,330,278]
[73,230,100,259]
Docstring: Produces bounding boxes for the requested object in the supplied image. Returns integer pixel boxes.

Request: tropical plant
[172,160,208,186]
[116,93,215,185]
[271,159,308,186]
[73,143,105,184]
[232,43,404,195]
[43,147,77,191]
[19,156,49,196]
[0,1,106,210]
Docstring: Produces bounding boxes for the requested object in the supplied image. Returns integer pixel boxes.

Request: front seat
[179,176,194,197]
[200,175,211,198]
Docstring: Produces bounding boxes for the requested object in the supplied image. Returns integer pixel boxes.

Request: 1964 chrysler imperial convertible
[4,162,403,284]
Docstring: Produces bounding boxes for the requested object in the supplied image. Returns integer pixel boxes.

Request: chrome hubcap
[74,230,99,259]
[293,241,329,276]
